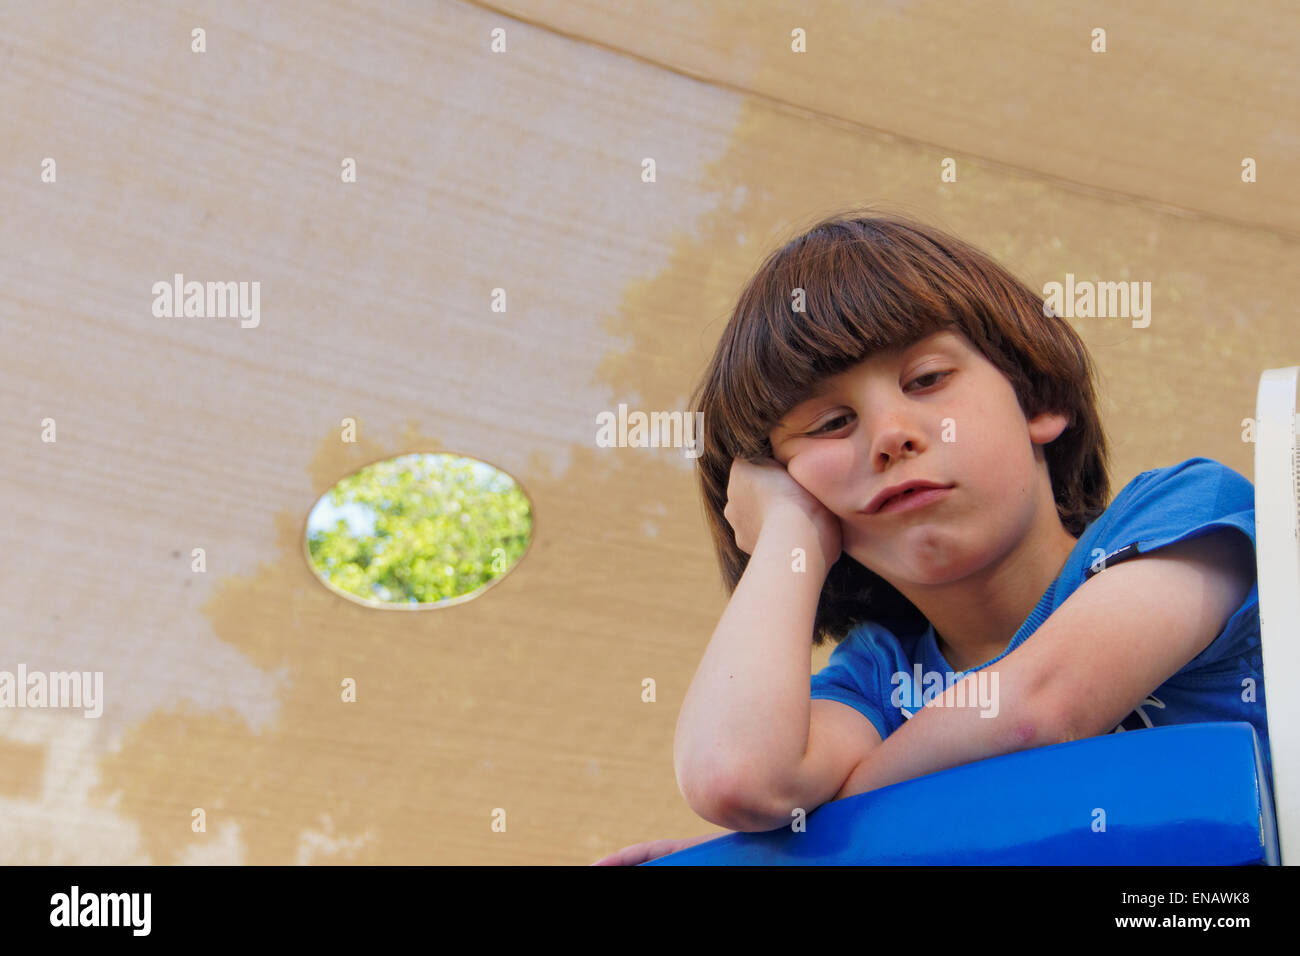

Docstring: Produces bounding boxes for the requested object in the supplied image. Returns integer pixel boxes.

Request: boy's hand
[589,832,719,865]
[724,456,842,568]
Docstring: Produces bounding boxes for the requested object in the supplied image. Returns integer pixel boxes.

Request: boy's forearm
[712,670,1046,833]
[674,509,830,815]
[833,665,1048,802]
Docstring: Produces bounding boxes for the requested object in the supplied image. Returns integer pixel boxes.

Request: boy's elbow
[676,764,728,827]
[721,799,800,833]
[679,767,790,833]
[1002,691,1081,750]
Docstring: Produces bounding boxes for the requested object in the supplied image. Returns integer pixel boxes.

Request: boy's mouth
[872,486,951,515]
[863,480,952,515]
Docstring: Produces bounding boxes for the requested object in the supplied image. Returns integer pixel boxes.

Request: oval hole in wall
[304,452,533,608]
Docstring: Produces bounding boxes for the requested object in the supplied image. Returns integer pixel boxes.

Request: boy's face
[768,329,1069,586]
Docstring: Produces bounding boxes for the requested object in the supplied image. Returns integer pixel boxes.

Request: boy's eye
[811,415,851,435]
[909,370,950,390]
[806,371,951,435]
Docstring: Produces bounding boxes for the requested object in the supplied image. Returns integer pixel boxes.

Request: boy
[593,210,1266,864]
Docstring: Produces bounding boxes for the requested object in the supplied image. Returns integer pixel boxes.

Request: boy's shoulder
[1085,456,1253,559]
[1051,454,1258,644]
[1112,455,1242,494]
[1112,456,1250,500]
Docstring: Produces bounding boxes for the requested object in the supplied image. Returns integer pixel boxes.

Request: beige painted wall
[0,0,1294,864]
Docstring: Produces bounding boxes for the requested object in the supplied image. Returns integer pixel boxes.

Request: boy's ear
[1027,409,1070,446]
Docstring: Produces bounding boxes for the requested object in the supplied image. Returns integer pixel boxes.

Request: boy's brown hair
[688,207,1112,647]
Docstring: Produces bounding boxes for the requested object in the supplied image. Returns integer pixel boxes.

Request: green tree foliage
[307,454,532,605]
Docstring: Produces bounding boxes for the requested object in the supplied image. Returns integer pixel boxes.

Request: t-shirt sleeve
[1085,457,1259,675]
[809,625,891,741]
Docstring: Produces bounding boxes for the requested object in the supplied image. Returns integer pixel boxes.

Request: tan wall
[0,0,1295,864]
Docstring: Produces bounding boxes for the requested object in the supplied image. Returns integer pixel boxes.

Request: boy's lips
[862,480,953,515]
[872,485,951,515]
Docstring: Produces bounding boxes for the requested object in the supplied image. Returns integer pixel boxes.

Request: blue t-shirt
[809,456,1272,793]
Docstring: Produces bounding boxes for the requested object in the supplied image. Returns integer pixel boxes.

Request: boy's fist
[723,457,842,568]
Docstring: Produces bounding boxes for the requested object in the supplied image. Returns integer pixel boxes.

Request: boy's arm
[829,528,1256,801]
[674,507,832,829]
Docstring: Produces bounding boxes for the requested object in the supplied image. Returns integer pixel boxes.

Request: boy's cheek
[784,459,823,498]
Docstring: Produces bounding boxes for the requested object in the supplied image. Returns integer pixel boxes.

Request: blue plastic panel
[646,722,1278,865]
